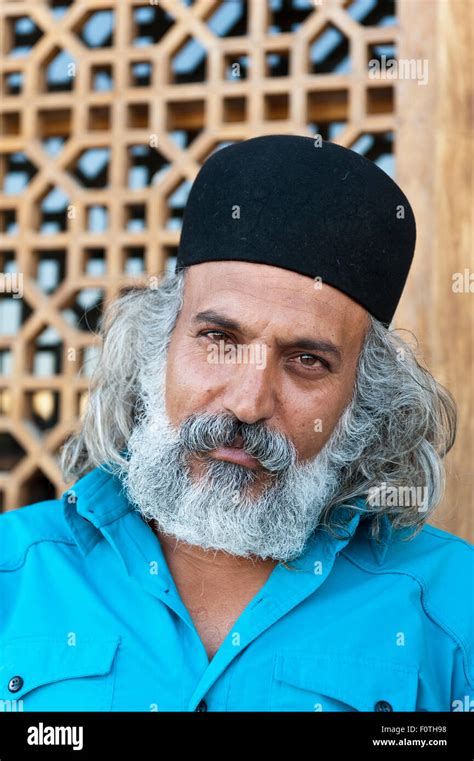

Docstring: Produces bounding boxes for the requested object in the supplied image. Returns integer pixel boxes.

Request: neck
[147,519,279,585]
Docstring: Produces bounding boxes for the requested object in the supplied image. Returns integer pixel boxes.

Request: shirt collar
[63,465,134,557]
[289,501,366,573]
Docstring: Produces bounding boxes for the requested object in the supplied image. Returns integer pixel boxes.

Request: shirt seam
[0,538,78,572]
[421,526,473,550]
[340,550,474,688]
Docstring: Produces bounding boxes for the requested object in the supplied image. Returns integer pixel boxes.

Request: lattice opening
[166,180,192,230]
[16,469,57,505]
[48,1,74,19]
[1,151,38,195]
[0,351,12,376]
[37,186,70,234]
[25,390,60,433]
[166,100,205,147]
[0,296,33,336]
[123,247,146,275]
[350,131,394,174]
[223,96,247,123]
[1,71,23,96]
[267,0,315,35]
[128,145,170,188]
[75,9,115,49]
[3,15,44,57]
[41,48,77,92]
[62,289,105,333]
[89,106,111,131]
[38,108,72,140]
[69,148,110,188]
[366,86,394,114]
[346,0,396,27]
[223,53,250,81]
[307,89,349,125]
[129,61,152,88]
[28,326,63,377]
[91,64,114,92]
[0,209,17,235]
[264,93,289,121]
[0,250,16,272]
[0,433,26,471]
[205,0,248,37]
[83,248,107,276]
[33,249,67,294]
[309,23,351,75]
[131,5,175,46]
[86,205,109,233]
[170,35,208,84]
[0,112,21,137]
[127,103,150,129]
[124,204,147,232]
[367,41,397,66]
[266,51,290,77]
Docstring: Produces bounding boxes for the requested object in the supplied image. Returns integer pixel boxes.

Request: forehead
[181,261,369,346]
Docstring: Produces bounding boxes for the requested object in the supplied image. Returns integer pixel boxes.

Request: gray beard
[120,378,348,562]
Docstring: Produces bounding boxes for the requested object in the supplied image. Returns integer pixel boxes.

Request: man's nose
[221,357,276,425]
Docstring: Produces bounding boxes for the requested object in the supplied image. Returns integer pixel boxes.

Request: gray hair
[60,268,456,539]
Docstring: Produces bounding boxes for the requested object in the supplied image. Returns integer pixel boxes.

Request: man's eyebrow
[192,310,343,363]
[193,310,242,332]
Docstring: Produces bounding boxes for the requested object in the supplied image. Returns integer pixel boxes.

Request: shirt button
[374,700,393,712]
[8,676,24,693]
[195,699,207,712]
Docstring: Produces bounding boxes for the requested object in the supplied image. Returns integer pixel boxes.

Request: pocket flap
[0,635,121,701]
[273,652,419,711]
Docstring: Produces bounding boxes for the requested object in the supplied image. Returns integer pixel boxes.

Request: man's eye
[199,330,228,341]
[298,354,329,369]
[198,334,329,370]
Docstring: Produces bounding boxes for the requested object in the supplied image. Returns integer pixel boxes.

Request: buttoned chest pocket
[270,652,419,712]
[0,635,120,712]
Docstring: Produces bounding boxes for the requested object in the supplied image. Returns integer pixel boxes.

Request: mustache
[178,412,297,473]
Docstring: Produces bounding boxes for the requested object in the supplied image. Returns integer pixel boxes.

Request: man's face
[122,260,371,561]
[165,261,369,477]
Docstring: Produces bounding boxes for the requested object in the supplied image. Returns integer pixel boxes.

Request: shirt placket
[67,475,363,711]
[183,517,361,711]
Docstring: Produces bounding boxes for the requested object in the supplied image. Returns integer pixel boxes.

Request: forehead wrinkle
[191,280,335,322]
[186,266,367,346]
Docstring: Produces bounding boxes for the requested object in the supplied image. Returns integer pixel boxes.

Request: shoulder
[344,518,473,582]
[344,519,474,684]
[382,522,472,577]
[384,524,473,631]
[0,498,74,571]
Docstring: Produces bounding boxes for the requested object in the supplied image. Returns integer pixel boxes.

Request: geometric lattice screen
[0,0,399,510]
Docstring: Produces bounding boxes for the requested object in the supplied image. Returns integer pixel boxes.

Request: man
[0,135,472,713]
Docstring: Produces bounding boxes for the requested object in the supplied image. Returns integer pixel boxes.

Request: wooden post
[396,0,473,541]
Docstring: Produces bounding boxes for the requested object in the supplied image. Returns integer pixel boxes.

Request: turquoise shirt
[0,465,472,712]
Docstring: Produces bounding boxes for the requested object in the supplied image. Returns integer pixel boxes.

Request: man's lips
[208,446,261,469]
